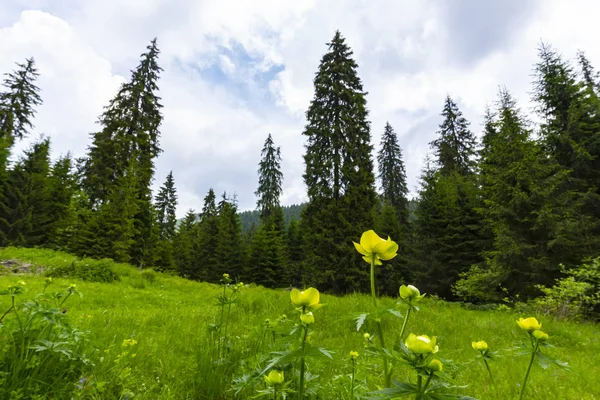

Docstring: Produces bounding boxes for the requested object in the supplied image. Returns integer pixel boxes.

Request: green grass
[0,247,599,399]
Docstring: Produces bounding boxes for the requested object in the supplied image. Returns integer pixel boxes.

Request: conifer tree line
[1,33,599,302]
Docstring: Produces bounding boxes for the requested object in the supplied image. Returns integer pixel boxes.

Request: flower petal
[290,288,302,306]
[360,230,384,253]
[374,239,398,261]
[353,241,368,256]
[303,287,320,306]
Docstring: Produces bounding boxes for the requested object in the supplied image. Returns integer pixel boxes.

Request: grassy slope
[1,247,599,399]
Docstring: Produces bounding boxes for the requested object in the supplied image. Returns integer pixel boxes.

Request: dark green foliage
[46,258,120,283]
[430,96,477,176]
[215,193,243,280]
[154,171,178,270]
[174,209,198,278]
[47,155,76,248]
[470,89,570,299]
[246,223,286,288]
[301,31,377,293]
[82,39,163,268]
[255,134,283,224]
[412,98,486,299]
[4,138,53,247]
[238,204,304,233]
[0,58,42,142]
[191,189,220,281]
[376,122,411,294]
[0,58,42,246]
[286,218,304,287]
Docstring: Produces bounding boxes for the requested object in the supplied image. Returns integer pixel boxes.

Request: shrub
[452,263,505,303]
[533,259,600,321]
[46,258,120,283]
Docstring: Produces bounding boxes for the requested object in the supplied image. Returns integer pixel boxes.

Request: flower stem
[484,359,494,385]
[298,326,308,399]
[422,374,433,392]
[399,306,411,340]
[416,374,423,400]
[519,342,539,400]
[350,359,355,399]
[370,259,391,387]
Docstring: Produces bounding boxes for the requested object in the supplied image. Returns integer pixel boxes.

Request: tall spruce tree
[476,89,569,298]
[0,58,42,246]
[533,44,600,265]
[174,209,197,278]
[255,134,284,226]
[215,192,242,281]
[154,171,178,270]
[82,39,163,267]
[430,96,477,176]
[5,138,53,247]
[301,30,377,293]
[376,122,410,294]
[412,98,486,298]
[193,189,220,281]
[47,154,76,248]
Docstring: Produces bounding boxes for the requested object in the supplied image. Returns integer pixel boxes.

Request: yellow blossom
[290,287,322,311]
[405,334,439,354]
[353,230,398,265]
[516,317,542,331]
[532,330,549,342]
[349,351,359,361]
[427,359,443,372]
[472,340,488,352]
[399,284,424,302]
[264,370,284,386]
[300,312,315,325]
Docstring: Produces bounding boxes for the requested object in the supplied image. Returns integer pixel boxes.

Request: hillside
[1,247,598,399]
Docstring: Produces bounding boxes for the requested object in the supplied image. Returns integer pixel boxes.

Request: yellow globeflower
[349,351,359,361]
[472,340,488,352]
[290,287,322,311]
[353,230,398,265]
[405,334,439,354]
[532,330,549,342]
[516,317,542,331]
[427,359,443,372]
[399,284,422,301]
[264,370,285,386]
[300,312,315,325]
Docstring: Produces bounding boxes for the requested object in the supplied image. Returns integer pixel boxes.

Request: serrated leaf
[355,313,368,331]
[387,309,404,319]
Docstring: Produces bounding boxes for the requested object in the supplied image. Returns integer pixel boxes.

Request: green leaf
[355,313,368,331]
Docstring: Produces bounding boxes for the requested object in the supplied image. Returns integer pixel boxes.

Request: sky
[1,0,599,217]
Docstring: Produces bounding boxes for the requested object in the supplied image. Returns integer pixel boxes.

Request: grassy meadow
[0,247,599,399]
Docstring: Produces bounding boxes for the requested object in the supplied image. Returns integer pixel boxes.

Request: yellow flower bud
[300,312,315,325]
[363,332,371,340]
[399,284,421,300]
[532,330,549,342]
[290,288,322,311]
[405,333,439,354]
[264,370,284,386]
[223,273,230,279]
[472,340,488,352]
[349,351,359,360]
[427,359,443,372]
[353,230,398,265]
[18,281,26,286]
[516,317,542,331]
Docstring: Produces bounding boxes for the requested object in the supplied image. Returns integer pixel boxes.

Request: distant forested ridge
[1,34,599,302]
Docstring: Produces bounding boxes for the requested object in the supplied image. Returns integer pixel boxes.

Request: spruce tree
[5,138,53,247]
[193,189,220,281]
[412,98,486,298]
[47,154,76,247]
[533,43,600,265]
[154,171,178,270]
[376,122,410,293]
[286,218,304,287]
[214,192,242,281]
[82,39,163,267]
[430,96,477,176]
[301,30,377,293]
[255,134,283,226]
[174,209,197,278]
[0,58,42,246]
[477,89,569,298]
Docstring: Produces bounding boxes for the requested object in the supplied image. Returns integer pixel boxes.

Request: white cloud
[2,0,600,216]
